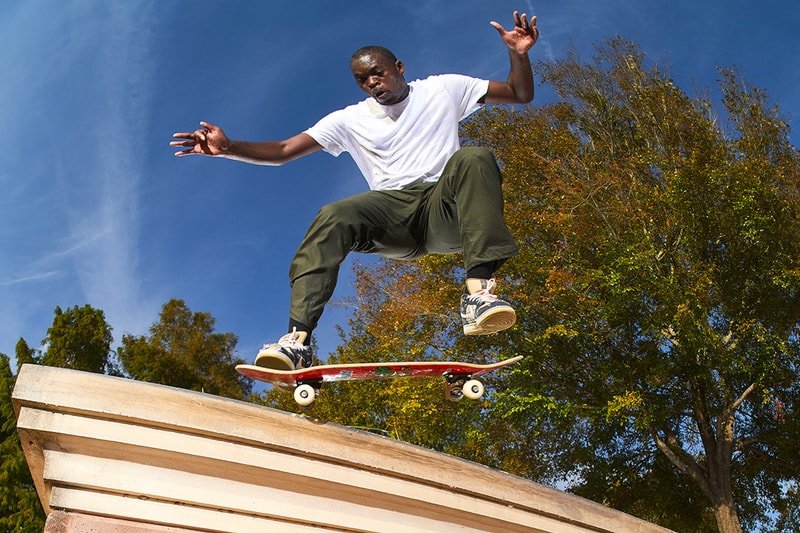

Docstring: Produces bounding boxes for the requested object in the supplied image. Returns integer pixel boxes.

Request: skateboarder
[171,11,539,371]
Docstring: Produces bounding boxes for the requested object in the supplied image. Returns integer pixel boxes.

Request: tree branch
[648,422,714,500]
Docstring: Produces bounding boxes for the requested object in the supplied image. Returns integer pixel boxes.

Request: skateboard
[236,356,523,407]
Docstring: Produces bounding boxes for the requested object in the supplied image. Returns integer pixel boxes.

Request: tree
[474,38,799,531]
[118,299,251,400]
[0,307,114,529]
[280,38,800,532]
[0,353,46,532]
[3,300,253,526]
[14,338,40,368]
[41,304,116,374]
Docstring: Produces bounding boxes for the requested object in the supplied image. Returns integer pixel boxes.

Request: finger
[489,21,506,34]
[172,132,195,139]
[170,139,196,147]
[199,120,216,130]
[529,16,539,39]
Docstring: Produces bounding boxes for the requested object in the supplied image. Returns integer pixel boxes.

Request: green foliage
[42,304,116,374]
[118,299,251,400]
[14,338,39,371]
[2,306,116,529]
[463,38,800,532]
[4,300,252,525]
[774,482,800,532]
[270,38,800,532]
[3,36,797,532]
[261,260,526,468]
[0,354,45,531]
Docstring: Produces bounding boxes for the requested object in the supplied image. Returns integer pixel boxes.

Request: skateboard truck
[444,372,485,402]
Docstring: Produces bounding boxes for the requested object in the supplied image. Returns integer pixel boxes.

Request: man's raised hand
[171,121,230,157]
[490,11,539,55]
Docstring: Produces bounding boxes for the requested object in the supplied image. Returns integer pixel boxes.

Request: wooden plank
[14,364,675,533]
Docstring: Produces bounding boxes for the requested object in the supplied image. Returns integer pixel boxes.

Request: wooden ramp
[13,364,673,533]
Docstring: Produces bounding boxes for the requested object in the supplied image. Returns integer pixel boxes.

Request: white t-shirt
[304,74,490,191]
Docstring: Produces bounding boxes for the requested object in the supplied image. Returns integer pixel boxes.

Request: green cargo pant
[289,147,518,330]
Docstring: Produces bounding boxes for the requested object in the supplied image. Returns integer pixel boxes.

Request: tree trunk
[663,378,745,533]
[708,453,742,533]
[712,496,742,533]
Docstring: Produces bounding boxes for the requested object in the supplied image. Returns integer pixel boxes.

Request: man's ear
[395,60,405,75]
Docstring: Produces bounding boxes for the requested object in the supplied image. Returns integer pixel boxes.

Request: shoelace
[466,278,498,301]
[279,327,306,349]
[468,288,499,302]
[469,278,498,301]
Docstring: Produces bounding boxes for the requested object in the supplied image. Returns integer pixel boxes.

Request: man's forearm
[217,140,286,166]
[219,133,321,166]
[506,49,534,103]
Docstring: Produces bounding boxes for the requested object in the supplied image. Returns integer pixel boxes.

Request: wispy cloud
[0,2,166,351]
[0,271,61,287]
[59,2,162,337]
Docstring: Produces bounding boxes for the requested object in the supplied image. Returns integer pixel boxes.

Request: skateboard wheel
[445,383,464,402]
[462,379,484,400]
[294,384,316,407]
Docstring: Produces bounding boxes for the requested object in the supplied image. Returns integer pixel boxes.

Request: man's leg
[423,147,518,265]
[255,189,425,369]
[423,147,519,335]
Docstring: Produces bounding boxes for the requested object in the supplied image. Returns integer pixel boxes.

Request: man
[171,11,539,371]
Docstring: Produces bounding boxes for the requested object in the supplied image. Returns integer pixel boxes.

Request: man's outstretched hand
[491,11,539,55]
[171,121,230,157]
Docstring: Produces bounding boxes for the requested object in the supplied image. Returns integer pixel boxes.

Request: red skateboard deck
[236,355,522,406]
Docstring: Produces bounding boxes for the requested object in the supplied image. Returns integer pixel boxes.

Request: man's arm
[171,121,322,165]
[482,11,539,105]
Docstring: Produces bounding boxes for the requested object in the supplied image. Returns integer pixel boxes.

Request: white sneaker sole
[463,306,516,336]
[254,350,296,371]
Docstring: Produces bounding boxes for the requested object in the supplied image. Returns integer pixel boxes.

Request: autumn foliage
[267,38,800,532]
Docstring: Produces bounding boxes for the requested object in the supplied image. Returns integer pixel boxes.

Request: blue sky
[2,0,799,367]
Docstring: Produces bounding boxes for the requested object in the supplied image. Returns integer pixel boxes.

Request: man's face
[350,53,409,105]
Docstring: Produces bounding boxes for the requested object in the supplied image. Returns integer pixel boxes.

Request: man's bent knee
[440,147,503,192]
[450,146,495,165]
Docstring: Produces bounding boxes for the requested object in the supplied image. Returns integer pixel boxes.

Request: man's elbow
[518,91,534,104]
[511,88,534,105]
[519,81,535,103]
[508,81,534,104]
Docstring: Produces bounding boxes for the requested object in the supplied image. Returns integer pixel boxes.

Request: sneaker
[460,278,516,335]
[254,328,313,370]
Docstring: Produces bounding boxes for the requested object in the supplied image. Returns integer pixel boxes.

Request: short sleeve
[434,74,490,120]
[304,109,349,156]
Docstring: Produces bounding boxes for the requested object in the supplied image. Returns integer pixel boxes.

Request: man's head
[350,46,409,105]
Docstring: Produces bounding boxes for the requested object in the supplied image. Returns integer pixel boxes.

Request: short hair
[350,46,398,64]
